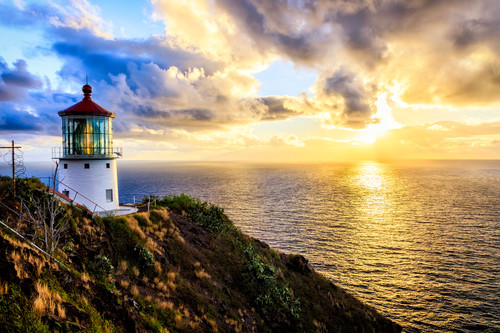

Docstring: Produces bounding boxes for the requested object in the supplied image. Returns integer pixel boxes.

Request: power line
[0,140,23,196]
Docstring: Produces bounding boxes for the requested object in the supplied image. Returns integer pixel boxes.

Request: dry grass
[10,250,27,279]
[154,230,166,240]
[195,269,211,279]
[82,224,92,234]
[151,209,170,223]
[174,313,183,327]
[130,284,139,297]
[167,272,176,281]
[167,281,176,291]
[0,280,8,295]
[33,282,64,317]
[203,315,219,332]
[145,295,153,303]
[118,260,128,274]
[174,232,185,245]
[156,281,165,291]
[157,300,174,311]
[135,212,152,226]
[82,217,91,226]
[10,250,21,263]
[26,253,44,276]
[3,235,30,250]
[81,272,90,283]
[154,262,162,276]
[144,237,157,253]
[120,280,130,289]
[127,216,146,240]
[57,303,66,319]
[225,318,241,333]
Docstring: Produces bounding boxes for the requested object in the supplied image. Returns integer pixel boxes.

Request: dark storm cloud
[319,68,376,128]
[50,28,222,87]
[216,0,322,62]
[0,102,58,132]
[0,58,42,101]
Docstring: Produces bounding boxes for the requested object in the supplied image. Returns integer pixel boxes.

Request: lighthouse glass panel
[62,117,112,156]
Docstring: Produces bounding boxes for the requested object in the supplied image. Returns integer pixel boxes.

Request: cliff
[0,177,401,332]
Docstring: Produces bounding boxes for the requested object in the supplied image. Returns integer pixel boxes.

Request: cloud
[315,68,377,129]
[1,0,500,161]
[0,58,42,101]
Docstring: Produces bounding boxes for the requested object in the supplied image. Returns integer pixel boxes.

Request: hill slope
[0,178,401,332]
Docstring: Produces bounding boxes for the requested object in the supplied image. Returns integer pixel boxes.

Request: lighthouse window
[62,190,70,197]
[106,189,113,202]
[106,163,110,168]
[62,117,112,156]
[84,163,90,169]
[63,163,68,169]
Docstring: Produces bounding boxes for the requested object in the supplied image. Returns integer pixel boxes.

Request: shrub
[103,216,145,262]
[87,255,114,282]
[154,194,234,233]
[134,244,155,271]
[240,243,301,320]
[157,193,198,212]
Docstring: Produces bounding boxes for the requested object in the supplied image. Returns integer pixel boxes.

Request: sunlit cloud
[1,0,500,161]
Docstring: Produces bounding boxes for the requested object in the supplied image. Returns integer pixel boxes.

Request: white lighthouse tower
[55,83,121,213]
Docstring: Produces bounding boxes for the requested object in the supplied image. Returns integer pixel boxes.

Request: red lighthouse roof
[58,84,115,117]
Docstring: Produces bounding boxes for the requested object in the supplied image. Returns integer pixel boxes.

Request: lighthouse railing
[51,147,123,159]
[40,176,112,217]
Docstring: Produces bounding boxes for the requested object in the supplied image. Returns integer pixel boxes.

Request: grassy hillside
[0,177,401,332]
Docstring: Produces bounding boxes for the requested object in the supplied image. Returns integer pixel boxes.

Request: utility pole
[0,140,22,196]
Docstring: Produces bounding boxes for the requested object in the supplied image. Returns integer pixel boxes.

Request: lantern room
[57,84,120,158]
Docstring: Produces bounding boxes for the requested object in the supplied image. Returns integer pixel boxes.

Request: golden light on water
[354,162,385,190]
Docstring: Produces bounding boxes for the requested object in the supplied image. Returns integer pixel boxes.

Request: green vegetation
[0,283,50,332]
[147,193,234,233]
[0,181,401,332]
[240,242,301,319]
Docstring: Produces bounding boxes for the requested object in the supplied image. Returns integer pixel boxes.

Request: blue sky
[1,0,500,162]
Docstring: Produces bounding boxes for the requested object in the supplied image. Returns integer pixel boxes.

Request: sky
[1,0,500,162]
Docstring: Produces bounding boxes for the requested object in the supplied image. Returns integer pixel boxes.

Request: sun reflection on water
[353,161,386,190]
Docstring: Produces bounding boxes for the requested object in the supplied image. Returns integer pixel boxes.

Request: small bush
[134,244,155,271]
[87,255,114,282]
[240,243,301,320]
[153,194,234,233]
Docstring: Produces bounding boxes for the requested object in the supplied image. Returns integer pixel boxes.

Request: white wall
[57,159,119,212]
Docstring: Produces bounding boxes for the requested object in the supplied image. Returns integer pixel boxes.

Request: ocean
[2,160,499,332]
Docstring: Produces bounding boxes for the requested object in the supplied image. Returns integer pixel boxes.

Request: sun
[357,93,401,144]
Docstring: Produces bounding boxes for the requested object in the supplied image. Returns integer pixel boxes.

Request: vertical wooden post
[0,140,22,197]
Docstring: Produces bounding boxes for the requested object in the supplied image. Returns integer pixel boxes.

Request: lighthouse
[54,83,121,213]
